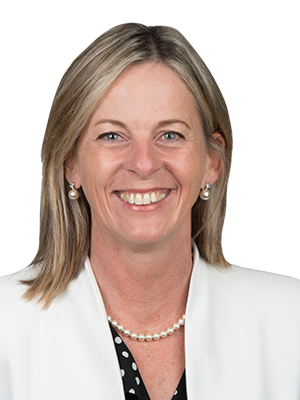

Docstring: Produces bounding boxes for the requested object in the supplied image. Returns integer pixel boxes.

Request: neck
[90,227,193,332]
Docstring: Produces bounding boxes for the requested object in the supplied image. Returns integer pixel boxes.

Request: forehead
[90,62,200,129]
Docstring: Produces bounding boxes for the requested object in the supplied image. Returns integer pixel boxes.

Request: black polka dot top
[110,324,187,399]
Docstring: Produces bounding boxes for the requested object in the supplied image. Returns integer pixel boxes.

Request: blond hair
[22,23,232,308]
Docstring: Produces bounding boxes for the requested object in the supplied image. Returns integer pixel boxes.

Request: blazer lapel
[185,247,214,399]
[84,259,126,399]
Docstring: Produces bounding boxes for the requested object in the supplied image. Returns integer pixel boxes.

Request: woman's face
[65,62,219,248]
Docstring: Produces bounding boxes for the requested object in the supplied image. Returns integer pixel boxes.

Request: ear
[64,151,81,189]
[203,132,225,186]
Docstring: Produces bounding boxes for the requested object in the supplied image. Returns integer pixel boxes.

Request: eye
[161,131,183,141]
[98,132,122,141]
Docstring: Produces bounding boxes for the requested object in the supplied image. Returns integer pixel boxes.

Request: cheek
[190,170,203,202]
[76,145,104,182]
[77,149,124,201]
[174,150,204,201]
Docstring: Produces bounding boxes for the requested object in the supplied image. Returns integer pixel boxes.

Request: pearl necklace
[107,314,186,342]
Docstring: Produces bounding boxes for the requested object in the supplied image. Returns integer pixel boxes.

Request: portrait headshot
[0,1,299,399]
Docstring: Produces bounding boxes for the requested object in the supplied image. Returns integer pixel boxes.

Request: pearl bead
[130,332,138,340]
[68,189,80,200]
[200,183,211,200]
[138,334,145,341]
[107,314,185,341]
[200,189,210,200]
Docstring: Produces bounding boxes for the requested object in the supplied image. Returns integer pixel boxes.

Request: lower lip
[113,190,174,212]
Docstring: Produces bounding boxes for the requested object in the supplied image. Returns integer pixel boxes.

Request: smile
[117,190,170,206]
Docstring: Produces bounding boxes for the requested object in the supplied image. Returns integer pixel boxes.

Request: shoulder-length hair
[22,23,233,308]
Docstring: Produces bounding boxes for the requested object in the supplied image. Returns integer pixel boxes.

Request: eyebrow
[157,119,191,130]
[94,119,127,128]
[93,118,191,130]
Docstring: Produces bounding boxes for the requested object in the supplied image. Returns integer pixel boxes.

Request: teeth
[135,194,143,205]
[118,191,169,205]
[150,193,157,203]
[128,193,135,204]
[142,193,151,205]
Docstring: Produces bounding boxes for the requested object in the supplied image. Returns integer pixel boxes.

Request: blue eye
[98,132,121,141]
[106,132,120,140]
[162,132,181,140]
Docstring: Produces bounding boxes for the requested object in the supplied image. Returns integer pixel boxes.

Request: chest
[121,330,185,400]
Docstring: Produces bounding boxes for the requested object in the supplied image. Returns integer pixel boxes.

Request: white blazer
[1,245,300,400]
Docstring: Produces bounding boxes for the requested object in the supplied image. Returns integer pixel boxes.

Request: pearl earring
[68,182,80,200]
[200,182,211,200]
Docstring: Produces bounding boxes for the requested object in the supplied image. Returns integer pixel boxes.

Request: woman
[0,23,299,400]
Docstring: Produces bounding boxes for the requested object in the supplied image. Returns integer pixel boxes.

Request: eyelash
[160,131,184,141]
[97,130,184,142]
[97,131,122,141]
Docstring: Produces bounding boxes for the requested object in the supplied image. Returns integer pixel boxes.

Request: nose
[125,139,161,178]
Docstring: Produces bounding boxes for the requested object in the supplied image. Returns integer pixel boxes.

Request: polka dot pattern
[109,324,187,399]
[115,337,122,344]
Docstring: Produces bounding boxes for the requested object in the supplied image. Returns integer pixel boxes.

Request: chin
[119,226,168,247]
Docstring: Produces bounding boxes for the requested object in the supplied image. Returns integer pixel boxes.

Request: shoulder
[212,263,300,296]
[0,260,100,321]
[206,262,300,320]
[0,268,41,320]
[192,244,300,312]
[191,238,300,299]
[0,268,30,301]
